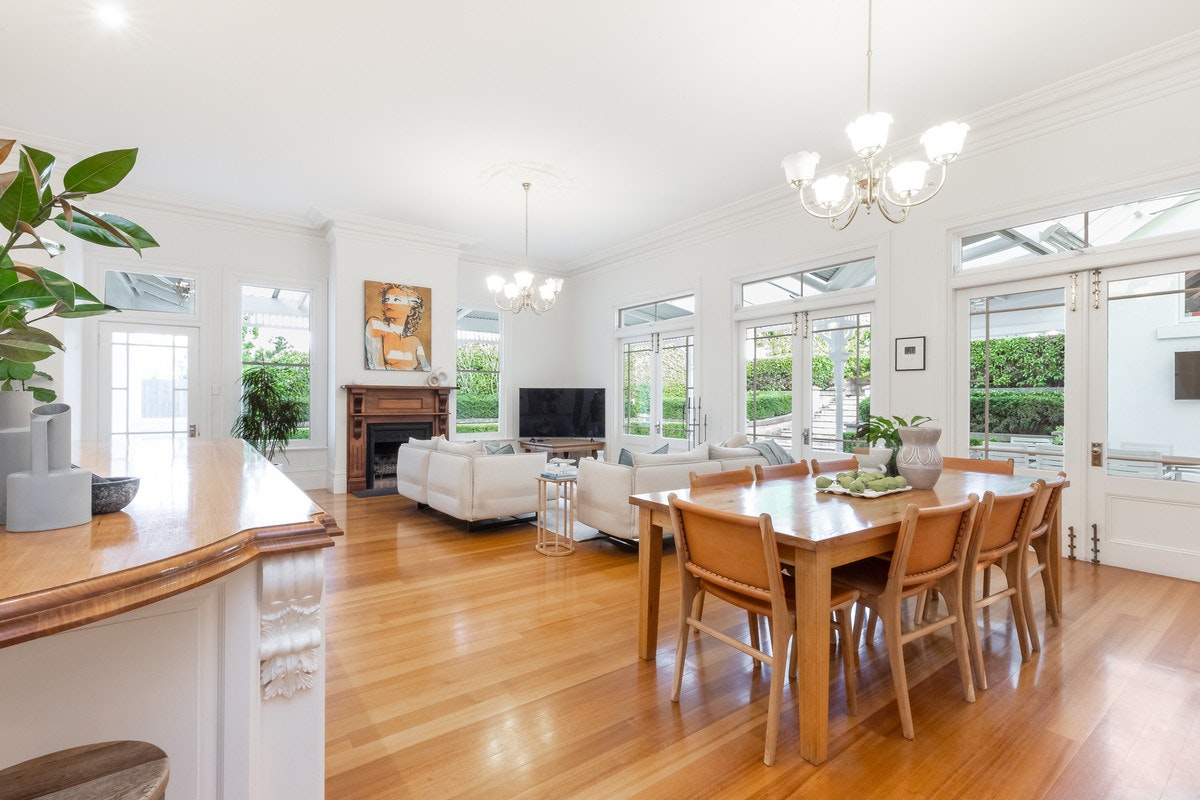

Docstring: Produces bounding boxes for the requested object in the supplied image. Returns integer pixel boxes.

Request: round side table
[535,474,577,556]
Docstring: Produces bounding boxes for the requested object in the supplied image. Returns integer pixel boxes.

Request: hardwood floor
[312,490,1200,799]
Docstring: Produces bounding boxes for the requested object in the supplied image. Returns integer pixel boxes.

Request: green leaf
[22,146,56,202]
[23,266,76,307]
[63,148,137,194]
[0,279,58,310]
[0,268,17,292]
[0,330,57,363]
[0,168,40,230]
[29,385,56,402]
[0,359,36,381]
[52,210,158,252]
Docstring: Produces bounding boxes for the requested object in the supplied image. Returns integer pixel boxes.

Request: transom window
[961,189,1200,270]
[740,256,875,307]
[618,295,694,328]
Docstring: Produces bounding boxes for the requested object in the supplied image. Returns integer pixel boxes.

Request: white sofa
[394,438,549,529]
[575,443,768,541]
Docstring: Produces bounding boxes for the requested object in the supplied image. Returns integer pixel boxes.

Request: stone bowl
[91,475,141,515]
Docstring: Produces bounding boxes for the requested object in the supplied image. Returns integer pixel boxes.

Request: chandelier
[781,0,968,231]
[486,182,563,314]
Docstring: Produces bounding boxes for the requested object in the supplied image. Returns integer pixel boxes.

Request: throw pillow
[630,443,706,467]
[618,442,668,466]
[484,442,515,455]
[709,444,760,460]
[721,433,750,448]
[438,439,486,456]
[406,435,444,450]
[746,439,795,466]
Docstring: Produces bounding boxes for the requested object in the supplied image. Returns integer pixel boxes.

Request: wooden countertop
[0,438,341,649]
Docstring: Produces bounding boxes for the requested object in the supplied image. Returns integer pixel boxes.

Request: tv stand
[519,437,605,463]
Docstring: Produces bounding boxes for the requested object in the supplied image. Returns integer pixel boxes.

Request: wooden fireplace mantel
[344,384,454,493]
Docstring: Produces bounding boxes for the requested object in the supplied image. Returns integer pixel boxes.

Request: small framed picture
[895,336,926,371]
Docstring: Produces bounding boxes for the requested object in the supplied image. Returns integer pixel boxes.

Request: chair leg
[748,611,761,664]
[834,607,858,716]
[1030,536,1061,625]
[962,567,988,691]
[762,616,790,766]
[941,578,977,705]
[1021,550,1043,653]
[1003,554,1032,662]
[671,583,702,703]
[879,597,916,740]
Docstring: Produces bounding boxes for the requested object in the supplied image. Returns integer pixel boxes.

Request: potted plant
[0,138,159,402]
[230,365,307,462]
[857,414,932,474]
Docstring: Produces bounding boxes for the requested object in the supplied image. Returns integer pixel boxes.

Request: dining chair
[943,456,1015,475]
[1022,471,1067,651]
[961,484,1047,690]
[689,465,755,490]
[754,461,811,481]
[811,456,859,475]
[833,496,979,739]
[667,494,859,766]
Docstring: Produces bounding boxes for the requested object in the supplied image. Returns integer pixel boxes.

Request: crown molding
[307,208,471,255]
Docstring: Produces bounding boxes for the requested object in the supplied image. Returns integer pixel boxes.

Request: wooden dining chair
[961,484,1047,690]
[1022,472,1067,651]
[833,496,979,739]
[689,465,755,490]
[811,456,858,475]
[754,461,811,481]
[667,494,859,766]
[943,456,1015,475]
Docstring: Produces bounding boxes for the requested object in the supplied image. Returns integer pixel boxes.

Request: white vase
[6,403,93,531]
[896,426,943,490]
[0,391,36,524]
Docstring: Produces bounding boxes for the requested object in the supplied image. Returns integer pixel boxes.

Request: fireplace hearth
[344,385,453,493]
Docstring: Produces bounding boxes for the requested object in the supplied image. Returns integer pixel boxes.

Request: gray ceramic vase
[896,426,943,490]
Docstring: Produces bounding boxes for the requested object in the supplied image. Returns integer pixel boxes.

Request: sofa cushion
[721,433,750,448]
[746,439,794,465]
[618,442,668,466]
[630,443,709,466]
[709,444,760,460]
[439,439,486,456]
[406,435,445,450]
[484,442,516,455]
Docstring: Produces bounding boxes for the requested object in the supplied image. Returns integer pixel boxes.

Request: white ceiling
[5,1,1200,268]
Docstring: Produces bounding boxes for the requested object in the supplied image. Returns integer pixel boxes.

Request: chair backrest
[942,456,1015,475]
[968,484,1043,566]
[889,496,979,591]
[811,456,859,475]
[754,461,811,481]
[689,465,755,490]
[1028,471,1067,539]
[667,494,786,616]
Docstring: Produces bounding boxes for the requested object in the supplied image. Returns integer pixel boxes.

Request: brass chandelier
[486,182,563,315]
[781,0,968,230]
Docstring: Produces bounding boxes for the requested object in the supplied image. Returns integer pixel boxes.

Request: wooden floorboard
[312,489,1200,799]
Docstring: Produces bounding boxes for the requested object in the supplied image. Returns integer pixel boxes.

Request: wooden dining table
[628,468,1054,765]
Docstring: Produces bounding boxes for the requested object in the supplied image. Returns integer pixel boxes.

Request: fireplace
[345,385,453,493]
[366,422,433,489]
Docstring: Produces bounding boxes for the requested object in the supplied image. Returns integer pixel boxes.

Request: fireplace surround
[344,385,452,493]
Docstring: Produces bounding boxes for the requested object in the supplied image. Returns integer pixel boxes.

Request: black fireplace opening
[366,422,433,489]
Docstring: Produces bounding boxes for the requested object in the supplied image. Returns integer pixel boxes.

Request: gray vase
[0,391,36,524]
[5,403,93,531]
[896,426,943,490]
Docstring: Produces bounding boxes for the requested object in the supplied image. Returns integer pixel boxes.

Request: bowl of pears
[815,470,910,498]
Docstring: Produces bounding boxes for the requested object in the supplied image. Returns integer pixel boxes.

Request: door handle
[1090,441,1103,467]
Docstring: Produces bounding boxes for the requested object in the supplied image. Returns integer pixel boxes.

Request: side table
[535,474,577,556]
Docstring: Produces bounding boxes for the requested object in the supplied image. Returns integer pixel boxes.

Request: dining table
[628,468,1057,765]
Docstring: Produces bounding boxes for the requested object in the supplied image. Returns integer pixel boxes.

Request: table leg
[793,546,832,764]
[637,508,663,661]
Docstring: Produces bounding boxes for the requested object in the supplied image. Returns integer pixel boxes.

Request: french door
[742,305,871,461]
[97,322,199,438]
[1084,259,1200,580]
[620,331,696,452]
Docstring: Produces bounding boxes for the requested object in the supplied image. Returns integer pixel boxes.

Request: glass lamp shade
[538,281,557,302]
[503,283,519,299]
[782,151,821,185]
[921,121,969,163]
[888,161,930,198]
[812,173,851,208]
[486,275,505,293]
[846,112,893,157]
[514,270,535,290]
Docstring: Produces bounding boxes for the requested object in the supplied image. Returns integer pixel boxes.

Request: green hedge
[747,391,792,420]
[970,335,1064,388]
[747,355,870,391]
[456,423,499,433]
[970,389,1064,435]
[456,393,499,419]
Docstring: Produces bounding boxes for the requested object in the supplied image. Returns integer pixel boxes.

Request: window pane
[104,270,196,314]
[240,284,312,443]
[741,257,875,307]
[810,313,870,454]
[456,308,501,435]
[623,340,653,435]
[745,322,793,447]
[660,335,693,440]
[618,295,695,328]
[968,289,1066,468]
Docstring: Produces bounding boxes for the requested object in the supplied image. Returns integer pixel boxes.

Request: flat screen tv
[519,388,605,439]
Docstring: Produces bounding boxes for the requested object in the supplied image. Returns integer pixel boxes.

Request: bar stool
[0,740,169,800]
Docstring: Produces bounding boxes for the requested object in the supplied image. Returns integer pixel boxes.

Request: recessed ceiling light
[95,3,129,29]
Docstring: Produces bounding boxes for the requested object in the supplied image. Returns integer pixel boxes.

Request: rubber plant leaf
[57,282,119,318]
[0,277,60,310]
[53,209,159,252]
[62,148,138,194]
[0,161,41,230]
